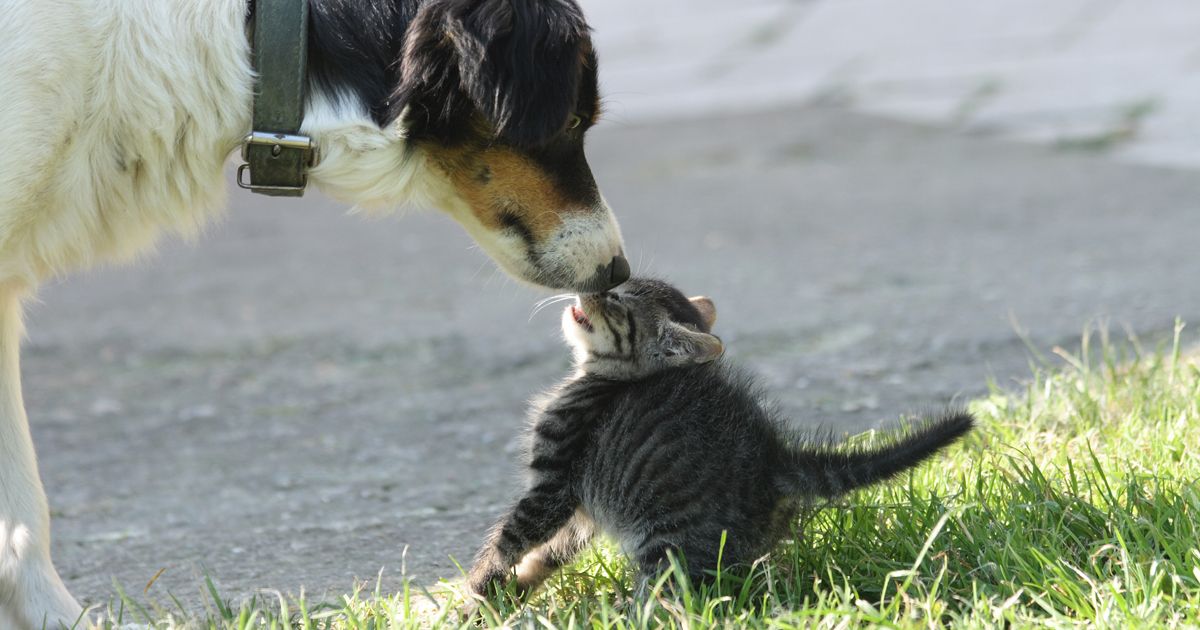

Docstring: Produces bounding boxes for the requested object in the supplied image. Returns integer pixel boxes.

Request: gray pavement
[581,0,1200,169]
[32,107,1200,609]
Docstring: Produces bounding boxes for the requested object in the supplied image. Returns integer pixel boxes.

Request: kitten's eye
[567,115,583,130]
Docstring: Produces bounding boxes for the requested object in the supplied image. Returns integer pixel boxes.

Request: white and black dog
[0,0,626,627]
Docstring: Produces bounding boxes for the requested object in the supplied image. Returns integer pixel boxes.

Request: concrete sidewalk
[33,106,1200,608]
[581,0,1200,169]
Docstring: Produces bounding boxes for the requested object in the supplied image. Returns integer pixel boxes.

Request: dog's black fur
[307,0,598,146]
[303,0,610,277]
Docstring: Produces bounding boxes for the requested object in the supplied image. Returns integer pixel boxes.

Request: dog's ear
[394,0,588,146]
[391,0,475,139]
[452,0,588,146]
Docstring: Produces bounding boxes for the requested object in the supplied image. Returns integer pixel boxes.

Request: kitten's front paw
[458,596,482,623]
[467,568,508,598]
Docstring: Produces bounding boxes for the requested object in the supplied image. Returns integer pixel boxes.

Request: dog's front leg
[0,287,84,630]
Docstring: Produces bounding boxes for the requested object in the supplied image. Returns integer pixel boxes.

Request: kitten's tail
[779,410,974,500]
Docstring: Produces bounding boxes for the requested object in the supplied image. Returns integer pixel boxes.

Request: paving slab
[31,106,1200,610]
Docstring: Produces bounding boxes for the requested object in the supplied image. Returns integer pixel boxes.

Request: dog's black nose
[608,255,631,286]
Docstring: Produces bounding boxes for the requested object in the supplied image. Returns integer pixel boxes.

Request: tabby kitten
[467,278,973,599]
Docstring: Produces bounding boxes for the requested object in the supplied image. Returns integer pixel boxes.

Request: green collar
[238,0,316,197]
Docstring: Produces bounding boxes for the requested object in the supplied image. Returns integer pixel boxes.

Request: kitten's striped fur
[467,278,973,598]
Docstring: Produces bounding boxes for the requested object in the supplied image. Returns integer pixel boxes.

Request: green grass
[94,321,1200,629]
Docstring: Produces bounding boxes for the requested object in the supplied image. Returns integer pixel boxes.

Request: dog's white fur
[0,1,621,627]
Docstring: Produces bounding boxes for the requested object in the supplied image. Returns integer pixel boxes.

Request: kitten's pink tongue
[570,305,591,328]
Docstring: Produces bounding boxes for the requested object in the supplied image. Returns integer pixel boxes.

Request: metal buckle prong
[240,131,315,162]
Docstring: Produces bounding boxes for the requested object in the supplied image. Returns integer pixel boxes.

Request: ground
[30,105,1200,612]
[583,0,1200,169]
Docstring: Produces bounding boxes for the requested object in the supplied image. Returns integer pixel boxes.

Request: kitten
[467,278,973,600]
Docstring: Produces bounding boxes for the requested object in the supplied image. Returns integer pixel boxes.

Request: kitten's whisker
[532,295,574,314]
[530,294,576,320]
[534,293,572,309]
[529,297,574,320]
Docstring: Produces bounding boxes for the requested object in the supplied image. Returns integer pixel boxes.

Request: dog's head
[390,0,626,292]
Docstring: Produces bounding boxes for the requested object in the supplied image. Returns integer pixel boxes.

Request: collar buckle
[237,131,315,197]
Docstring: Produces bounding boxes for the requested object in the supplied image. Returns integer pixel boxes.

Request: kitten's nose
[608,255,631,287]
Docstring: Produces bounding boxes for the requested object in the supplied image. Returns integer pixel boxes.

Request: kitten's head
[562,277,723,379]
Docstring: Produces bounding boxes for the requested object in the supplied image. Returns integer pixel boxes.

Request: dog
[0,0,626,626]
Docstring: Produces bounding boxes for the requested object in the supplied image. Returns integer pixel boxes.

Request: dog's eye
[567,115,583,130]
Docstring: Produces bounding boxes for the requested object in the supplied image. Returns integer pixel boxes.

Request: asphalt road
[28,106,1200,609]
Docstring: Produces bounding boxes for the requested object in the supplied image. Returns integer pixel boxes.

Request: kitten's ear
[689,296,717,331]
[662,323,724,365]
